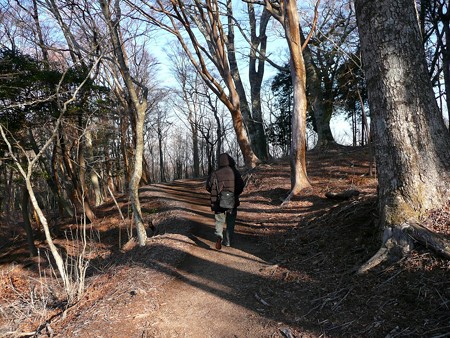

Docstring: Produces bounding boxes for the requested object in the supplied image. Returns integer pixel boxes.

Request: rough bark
[355,0,450,269]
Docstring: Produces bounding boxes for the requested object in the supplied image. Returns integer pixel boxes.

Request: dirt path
[144,179,289,337]
[50,178,298,338]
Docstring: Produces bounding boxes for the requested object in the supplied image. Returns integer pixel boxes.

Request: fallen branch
[254,293,271,306]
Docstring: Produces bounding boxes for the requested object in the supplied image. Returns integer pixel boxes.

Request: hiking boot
[215,237,222,250]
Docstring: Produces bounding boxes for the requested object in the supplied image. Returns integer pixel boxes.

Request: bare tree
[226,1,271,161]
[263,0,318,201]
[300,2,357,147]
[170,47,203,177]
[420,0,450,131]
[355,0,450,271]
[99,0,149,246]
[128,0,260,168]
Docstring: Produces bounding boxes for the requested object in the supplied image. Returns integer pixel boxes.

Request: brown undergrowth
[0,145,449,337]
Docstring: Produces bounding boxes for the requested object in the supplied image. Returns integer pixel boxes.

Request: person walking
[206,153,245,250]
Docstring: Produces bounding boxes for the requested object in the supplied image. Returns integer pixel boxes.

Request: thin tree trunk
[59,129,96,222]
[120,114,130,189]
[129,105,147,244]
[441,13,450,133]
[158,125,165,182]
[21,185,38,257]
[86,129,102,206]
[0,126,72,301]
[192,124,200,177]
[104,145,116,194]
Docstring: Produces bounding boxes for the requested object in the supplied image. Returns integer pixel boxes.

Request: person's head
[218,153,235,167]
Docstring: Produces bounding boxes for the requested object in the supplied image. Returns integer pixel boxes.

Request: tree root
[356,247,390,274]
[357,221,450,274]
[405,222,450,259]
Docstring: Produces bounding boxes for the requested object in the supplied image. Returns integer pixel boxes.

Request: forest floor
[0,145,449,338]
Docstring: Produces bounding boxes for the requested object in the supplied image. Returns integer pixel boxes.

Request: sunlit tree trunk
[355,0,450,270]
[265,0,312,201]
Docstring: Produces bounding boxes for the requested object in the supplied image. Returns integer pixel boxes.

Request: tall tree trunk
[26,179,72,297]
[279,0,312,201]
[158,125,165,182]
[59,129,96,222]
[227,0,270,161]
[86,129,102,206]
[100,0,148,245]
[28,128,70,217]
[248,6,271,161]
[141,157,150,185]
[441,12,450,133]
[130,105,147,243]
[355,0,450,268]
[21,185,38,257]
[120,113,131,189]
[192,126,200,177]
[104,144,116,194]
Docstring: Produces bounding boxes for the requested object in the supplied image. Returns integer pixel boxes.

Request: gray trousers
[214,208,237,244]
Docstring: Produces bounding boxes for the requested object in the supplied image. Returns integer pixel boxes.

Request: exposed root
[405,222,450,259]
[356,247,389,274]
[357,219,450,274]
[281,191,294,207]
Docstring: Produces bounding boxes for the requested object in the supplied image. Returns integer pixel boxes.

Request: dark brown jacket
[206,153,245,212]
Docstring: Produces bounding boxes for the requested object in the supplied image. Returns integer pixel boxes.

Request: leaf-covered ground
[0,145,449,337]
